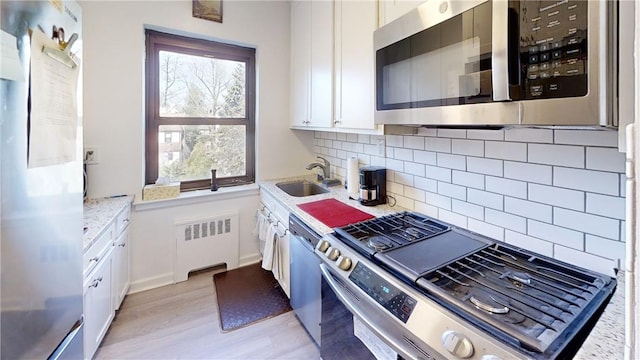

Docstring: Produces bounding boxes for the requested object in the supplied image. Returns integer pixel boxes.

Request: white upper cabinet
[333,0,378,131]
[378,0,425,26]
[290,1,333,128]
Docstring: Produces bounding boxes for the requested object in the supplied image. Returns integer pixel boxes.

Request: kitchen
[1,0,637,359]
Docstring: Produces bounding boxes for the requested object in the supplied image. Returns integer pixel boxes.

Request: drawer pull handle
[89,279,100,288]
[89,257,99,263]
[118,243,126,247]
[123,219,130,223]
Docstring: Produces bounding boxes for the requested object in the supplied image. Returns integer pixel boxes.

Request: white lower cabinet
[260,191,291,298]
[112,224,130,311]
[83,244,114,360]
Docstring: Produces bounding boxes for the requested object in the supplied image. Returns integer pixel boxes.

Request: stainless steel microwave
[374,0,627,127]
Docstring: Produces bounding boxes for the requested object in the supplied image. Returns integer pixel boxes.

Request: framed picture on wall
[193,0,223,23]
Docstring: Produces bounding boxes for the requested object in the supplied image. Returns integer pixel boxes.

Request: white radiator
[174,212,239,282]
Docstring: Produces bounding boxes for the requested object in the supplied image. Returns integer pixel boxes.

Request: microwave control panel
[516,0,588,99]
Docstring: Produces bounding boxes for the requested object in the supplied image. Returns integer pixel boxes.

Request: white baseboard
[128,273,175,294]
[239,253,261,267]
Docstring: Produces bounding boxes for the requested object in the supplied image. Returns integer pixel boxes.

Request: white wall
[314,128,626,276]
[81,0,314,291]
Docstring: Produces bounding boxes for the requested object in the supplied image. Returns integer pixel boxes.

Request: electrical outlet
[84,148,99,164]
[376,138,386,157]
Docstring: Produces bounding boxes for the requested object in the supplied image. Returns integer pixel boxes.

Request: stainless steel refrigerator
[1,1,84,359]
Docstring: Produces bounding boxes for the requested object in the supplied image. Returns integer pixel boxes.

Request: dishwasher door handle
[319,263,418,360]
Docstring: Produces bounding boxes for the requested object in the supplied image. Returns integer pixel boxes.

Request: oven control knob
[336,256,352,271]
[441,330,474,358]
[326,247,340,261]
[316,240,330,253]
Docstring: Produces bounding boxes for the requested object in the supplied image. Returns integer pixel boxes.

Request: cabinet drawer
[115,203,131,235]
[83,223,115,278]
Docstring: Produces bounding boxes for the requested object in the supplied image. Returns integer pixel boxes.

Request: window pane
[158,125,246,182]
[158,51,246,118]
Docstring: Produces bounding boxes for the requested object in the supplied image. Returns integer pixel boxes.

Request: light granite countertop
[259,175,625,359]
[83,195,134,252]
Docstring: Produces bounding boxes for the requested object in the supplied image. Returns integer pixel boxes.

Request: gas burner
[368,236,394,251]
[398,227,421,241]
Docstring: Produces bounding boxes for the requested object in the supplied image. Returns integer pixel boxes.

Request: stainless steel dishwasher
[289,214,321,347]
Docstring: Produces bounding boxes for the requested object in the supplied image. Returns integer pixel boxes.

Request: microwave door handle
[491,0,511,101]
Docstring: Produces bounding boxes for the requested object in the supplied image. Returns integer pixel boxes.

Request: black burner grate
[335,211,449,255]
[416,243,612,355]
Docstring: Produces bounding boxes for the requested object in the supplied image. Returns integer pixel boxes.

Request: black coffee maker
[358,166,386,206]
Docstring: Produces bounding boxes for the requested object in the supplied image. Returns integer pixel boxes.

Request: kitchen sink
[276,180,329,197]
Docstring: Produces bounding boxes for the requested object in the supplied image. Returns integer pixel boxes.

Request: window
[145,30,255,191]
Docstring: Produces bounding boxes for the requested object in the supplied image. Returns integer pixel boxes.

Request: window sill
[133,183,259,211]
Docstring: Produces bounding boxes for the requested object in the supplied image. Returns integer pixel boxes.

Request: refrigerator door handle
[48,317,84,360]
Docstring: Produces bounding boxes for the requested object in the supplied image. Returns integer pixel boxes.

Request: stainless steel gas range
[316,211,617,360]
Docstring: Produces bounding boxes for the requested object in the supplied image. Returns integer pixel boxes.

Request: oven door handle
[319,263,418,360]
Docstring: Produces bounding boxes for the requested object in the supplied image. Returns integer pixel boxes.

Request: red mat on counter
[297,198,374,228]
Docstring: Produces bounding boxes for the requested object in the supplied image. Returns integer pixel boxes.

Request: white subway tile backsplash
[439,209,468,228]
[438,181,467,200]
[585,234,625,265]
[415,201,439,218]
[386,158,404,172]
[414,176,438,192]
[437,129,467,138]
[452,199,484,220]
[394,147,413,161]
[505,197,552,223]
[393,171,414,186]
[486,176,527,199]
[452,170,485,190]
[452,139,484,156]
[357,134,370,144]
[528,183,585,211]
[424,165,452,182]
[528,144,584,168]
[468,218,504,240]
[314,128,624,273]
[586,193,625,220]
[586,147,626,173]
[467,157,503,177]
[414,150,437,165]
[386,135,403,147]
[485,141,527,161]
[554,208,620,240]
[553,167,619,196]
[554,245,617,276]
[437,153,466,170]
[394,194,415,210]
[404,136,425,150]
[485,209,527,233]
[505,230,553,257]
[468,189,503,210]
[505,128,553,143]
[466,129,504,141]
[527,220,584,250]
[405,186,426,202]
[504,161,552,185]
[387,180,404,194]
[404,162,426,177]
[425,191,452,210]
[554,129,618,147]
[425,137,451,153]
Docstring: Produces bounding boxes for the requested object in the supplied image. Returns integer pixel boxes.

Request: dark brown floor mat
[213,263,292,332]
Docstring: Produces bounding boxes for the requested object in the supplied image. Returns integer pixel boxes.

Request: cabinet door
[290,0,311,127]
[290,0,333,129]
[112,225,130,311]
[83,248,114,360]
[379,0,424,26]
[334,0,378,130]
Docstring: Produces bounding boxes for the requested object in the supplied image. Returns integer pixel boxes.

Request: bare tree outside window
[145,30,255,191]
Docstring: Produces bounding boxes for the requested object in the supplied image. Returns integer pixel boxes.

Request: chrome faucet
[305,156,331,180]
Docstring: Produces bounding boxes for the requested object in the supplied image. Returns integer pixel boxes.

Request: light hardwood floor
[95,269,320,359]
